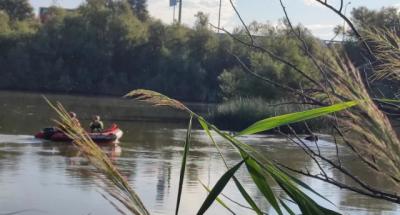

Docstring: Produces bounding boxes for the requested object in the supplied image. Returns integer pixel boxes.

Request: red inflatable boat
[35,124,123,144]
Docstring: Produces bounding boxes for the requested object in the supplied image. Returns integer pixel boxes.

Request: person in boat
[89,115,104,133]
[69,111,81,127]
[54,111,80,132]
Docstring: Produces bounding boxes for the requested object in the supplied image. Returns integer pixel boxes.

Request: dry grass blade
[45,98,150,215]
[124,89,189,111]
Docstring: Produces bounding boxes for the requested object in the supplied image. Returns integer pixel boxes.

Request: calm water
[0,91,399,215]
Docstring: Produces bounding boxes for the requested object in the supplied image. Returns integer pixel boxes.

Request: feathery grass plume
[45,98,150,215]
[318,49,400,183]
[124,89,189,111]
[363,28,400,81]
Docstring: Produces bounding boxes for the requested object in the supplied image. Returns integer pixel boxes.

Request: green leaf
[279,199,296,215]
[198,117,263,215]
[175,114,193,215]
[199,180,236,215]
[211,125,341,215]
[238,101,358,135]
[197,159,245,215]
[277,166,334,205]
[241,152,283,215]
[232,177,264,215]
[266,165,341,215]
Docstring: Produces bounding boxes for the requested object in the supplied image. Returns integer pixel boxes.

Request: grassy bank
[208,97,328,133]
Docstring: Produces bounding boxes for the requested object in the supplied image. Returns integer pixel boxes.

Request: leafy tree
[0,0,33,21]
[219,22,322,100]
[127,0,149,21]
[0,10,10,34]
[351,6,400,32]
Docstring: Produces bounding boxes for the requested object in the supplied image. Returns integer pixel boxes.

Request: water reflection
[0,91,400,214]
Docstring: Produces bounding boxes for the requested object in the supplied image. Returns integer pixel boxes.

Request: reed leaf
[231,177,264,215]
[198,117,263,215]
[197,159,245,215]
[240,152,283,215]
[277,166,334,205]
[199,180,236,215]
[212,125,340,214]
[175,114,193,215]
[279,199,296,215]
[238,100,358,135]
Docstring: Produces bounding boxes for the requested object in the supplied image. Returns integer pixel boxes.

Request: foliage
[0,0,323,102]
[0,0,33,21]
[219,22,324,101]
[128,0,149,21]
[351,7,400,33]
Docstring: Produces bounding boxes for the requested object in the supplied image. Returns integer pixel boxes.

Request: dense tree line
[0,0,396,101]
[0,0,231,101]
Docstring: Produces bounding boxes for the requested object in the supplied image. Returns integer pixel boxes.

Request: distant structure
[170,0,177,22]
[217,0,222,32]
[39,7,50,23]
[169,0,183,24]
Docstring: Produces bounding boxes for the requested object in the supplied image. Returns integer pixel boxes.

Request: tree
[219,22,321,100]
[128,0,149,21]
[0,10,10,34]
[194,11,209,30]
[0,0,33,21]
[351,6,400,32]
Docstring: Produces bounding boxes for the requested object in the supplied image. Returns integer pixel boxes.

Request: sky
[29,0,400,39]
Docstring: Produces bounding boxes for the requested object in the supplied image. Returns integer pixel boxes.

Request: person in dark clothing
[89,115,104,132]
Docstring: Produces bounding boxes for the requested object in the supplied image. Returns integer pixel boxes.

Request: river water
[0,91,398,215]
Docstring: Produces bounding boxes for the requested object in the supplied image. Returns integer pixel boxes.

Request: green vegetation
[0,0,327,103]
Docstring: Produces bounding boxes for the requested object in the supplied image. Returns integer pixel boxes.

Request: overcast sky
[29,0,400,39]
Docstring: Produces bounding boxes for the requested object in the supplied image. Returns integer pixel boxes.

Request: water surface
[0,91,398,215]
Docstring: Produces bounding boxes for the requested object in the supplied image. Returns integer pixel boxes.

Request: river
[0,91,398,215]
